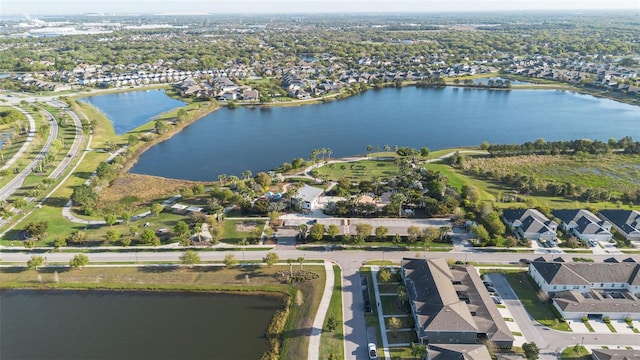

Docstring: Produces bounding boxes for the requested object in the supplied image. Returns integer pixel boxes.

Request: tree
[387,317,402,336]
[180,250,200,267]
[53,236,67,249]
[224,254,238,269]
[327,224,340,239]
[471,224,490,243]
[375,226,389,241]
[25,221,49,240]
[523,342,540,360]
[140,228,160,246]
[379,268,393,282]
[105,230,121,244]
[263,252,279,267]
[71,184,97,209]
[255,172,272,188]
[505,236,518,249]
[70,230,87,244]
[355,223,373,242]
[297,256,305,271]
[174,220,190,237]
[69,254,89,269]
[326,314,338,332]
[420,146,430,157]
[410,342,427,359]
[27,255,45,270]
[308,223,326,241]
[121,212,132,224]
[150,203,163,217]
[104,213,117,226]
[296,224,308,240]
[407,226,421,243]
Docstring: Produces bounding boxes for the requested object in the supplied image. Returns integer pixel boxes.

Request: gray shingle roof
[592,349,640,360]
[599,210,640,236]
[428,344,492,360]
[531,261,640,285]
[554,289,640,314]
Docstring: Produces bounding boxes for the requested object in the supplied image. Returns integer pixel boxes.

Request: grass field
[503,272,571,331]
[315,159,398,181]
[320,265,344,360]
[561,345,590,360]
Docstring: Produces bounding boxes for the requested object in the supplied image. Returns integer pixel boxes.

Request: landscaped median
[502,271,571,331]
[319,265,344,360]
[0,263,326,360]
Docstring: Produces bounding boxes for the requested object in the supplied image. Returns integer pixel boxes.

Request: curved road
[0,105,58,201]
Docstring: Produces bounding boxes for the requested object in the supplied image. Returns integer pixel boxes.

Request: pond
[0,289,283,360]
[78,89,185,134]
[128,86,639,181]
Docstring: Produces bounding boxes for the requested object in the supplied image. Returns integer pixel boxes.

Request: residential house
[401,258,514,347]
[552,209,612,242]
[293,185,324,210]
[591,349,640,360]
[502,209,557,241]
[428,344,492,360]
[528,261,640,320]
[598,210,640,242]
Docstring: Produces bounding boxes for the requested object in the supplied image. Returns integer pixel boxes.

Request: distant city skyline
[2,0,639,15]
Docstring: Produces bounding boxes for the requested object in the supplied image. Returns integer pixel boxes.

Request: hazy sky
[3,0,639,14]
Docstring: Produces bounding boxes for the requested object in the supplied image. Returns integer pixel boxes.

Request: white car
[368,343,378,359]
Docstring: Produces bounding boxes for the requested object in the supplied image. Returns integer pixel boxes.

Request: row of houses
[502,208,640,244]
[528,260,640,321]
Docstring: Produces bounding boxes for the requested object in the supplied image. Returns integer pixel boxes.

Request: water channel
[0,289,283,360]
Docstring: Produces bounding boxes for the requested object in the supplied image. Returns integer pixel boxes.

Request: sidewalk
[307,261,335,360]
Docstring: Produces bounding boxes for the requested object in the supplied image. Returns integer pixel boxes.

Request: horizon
[2,0,639,15]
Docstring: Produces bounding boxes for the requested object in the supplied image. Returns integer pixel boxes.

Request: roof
[531,261,640,286]
[599,210,640,236]
[428,344,491,360]
[402,258,478,333]
[295,185,324,203]
[554,289,640,314]
[592,349,640,360]
[503,208,556,235]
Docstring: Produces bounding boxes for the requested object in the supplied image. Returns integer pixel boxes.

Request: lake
[0,289,283,360]
[127,86,639,181]
[79,89,185,134]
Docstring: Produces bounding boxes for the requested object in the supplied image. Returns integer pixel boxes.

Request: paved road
[0,105,58,201]
[0,105,36,171]
[50,107,85,179]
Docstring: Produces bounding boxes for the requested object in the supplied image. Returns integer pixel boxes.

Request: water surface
[79,89,185,134]
[129,86,639,181]
[0,289,283,360]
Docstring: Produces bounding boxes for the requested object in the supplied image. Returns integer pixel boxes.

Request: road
[0,105,58,201]
[50,103,85,179]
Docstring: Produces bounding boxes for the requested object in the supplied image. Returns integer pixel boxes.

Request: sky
[2,0,639,15]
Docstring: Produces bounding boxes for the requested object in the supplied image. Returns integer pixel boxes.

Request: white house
[502,209,557,242]
[528,261,640,320]
[598,209,640,242]
[552,209,612,242]
[294,185,324,210]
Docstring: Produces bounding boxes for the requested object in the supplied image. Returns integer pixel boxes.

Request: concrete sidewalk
[308,261,335,360]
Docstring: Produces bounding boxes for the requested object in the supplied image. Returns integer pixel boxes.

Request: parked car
[483,281,494,287]
[492,296,503,304]
[368,343,378,359]
[486,286,497,293]
[364,300,372,313]
[519,258,531,265]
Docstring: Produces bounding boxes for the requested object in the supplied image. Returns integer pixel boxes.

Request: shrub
[582,317,589,322]
[603,316,610,323]
[625,317,633,324]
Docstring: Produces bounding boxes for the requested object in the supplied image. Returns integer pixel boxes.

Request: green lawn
[503,272,571,331]
[386,330,417,344]
[315,159,398,181]
[380,295,408,316]
[320,265,344,360]
[220,219,265,244]
[561,345,590,360]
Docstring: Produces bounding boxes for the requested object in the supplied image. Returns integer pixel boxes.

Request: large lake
[0,289,283,360]
[79,89,185,134]
[127,86,639,181]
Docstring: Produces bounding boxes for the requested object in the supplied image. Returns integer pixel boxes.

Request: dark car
[519,258,531,265]
[486,286,497,293]
[364,299,372,313]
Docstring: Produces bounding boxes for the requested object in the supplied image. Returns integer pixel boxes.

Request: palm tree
[297,256,305,271]
[397,285,408,308]
[326,148,332,162]
[218,174,227,185]
[287,258,295,278]
[242,170,252,180]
